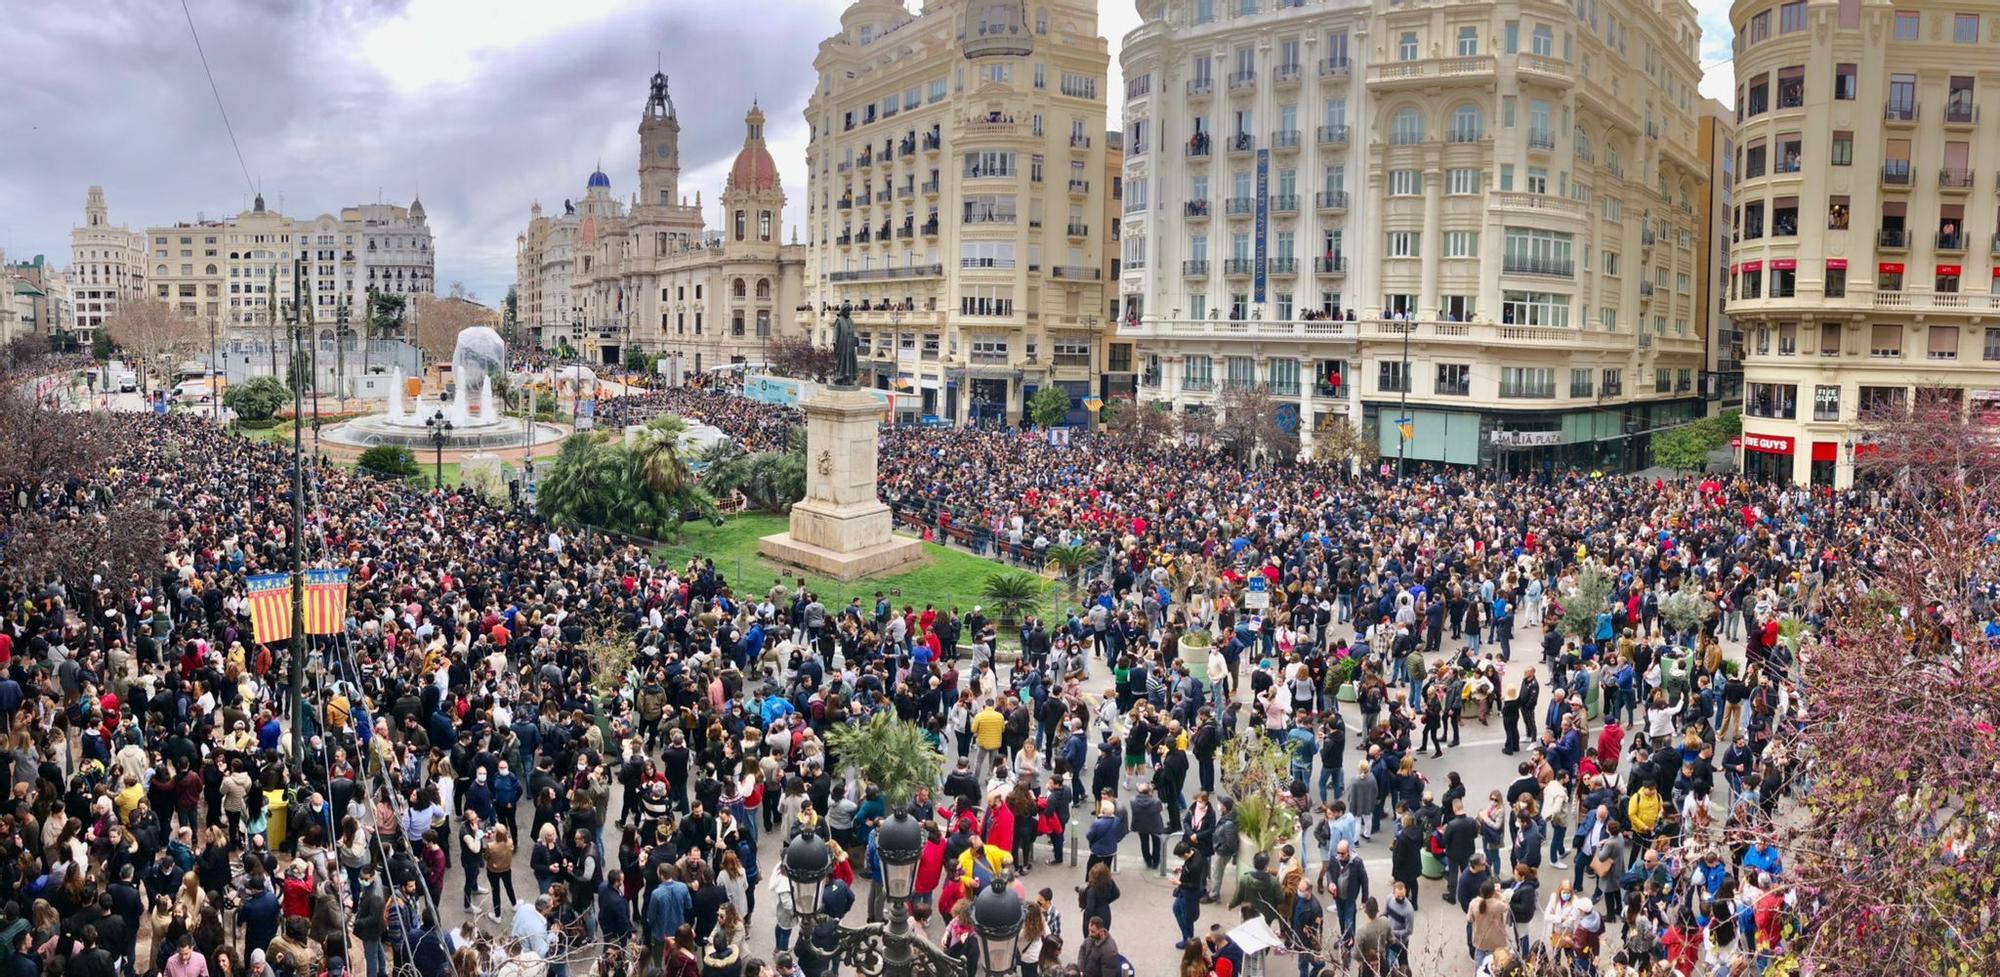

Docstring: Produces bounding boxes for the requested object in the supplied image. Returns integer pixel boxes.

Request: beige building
[68,186,146,338]
[1097,130,1136,407]
[1726,0,2000,487]
[800,0,1114,426]
[1697,98,1741,410]
[136,194,432,350]
[2,253,71,342]
[553,74,807,372]
[1119,0,1710,472]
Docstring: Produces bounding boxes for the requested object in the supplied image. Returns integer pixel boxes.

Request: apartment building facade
[68,186,146,338]
[800,0,1113,426]
[1120,0,1709,472]
[1725,0,2000,487]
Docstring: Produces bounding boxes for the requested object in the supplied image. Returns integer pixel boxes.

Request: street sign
[1244,575,1270,610]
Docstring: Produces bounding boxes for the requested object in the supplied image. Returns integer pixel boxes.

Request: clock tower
[639,72,680,212]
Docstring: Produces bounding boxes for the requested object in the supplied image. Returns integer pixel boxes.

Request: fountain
[325,327,568,451]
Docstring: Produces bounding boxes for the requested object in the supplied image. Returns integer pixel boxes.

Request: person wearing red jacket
[1597,719,1626,772]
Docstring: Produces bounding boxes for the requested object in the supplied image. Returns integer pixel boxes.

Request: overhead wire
[178,0,257,198]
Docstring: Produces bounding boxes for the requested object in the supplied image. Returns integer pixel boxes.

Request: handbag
[1591,850,1614,878]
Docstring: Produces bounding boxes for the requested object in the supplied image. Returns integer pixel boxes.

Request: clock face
[657,145,672,159]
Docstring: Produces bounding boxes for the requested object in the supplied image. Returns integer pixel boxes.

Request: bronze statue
[831,303,859,388]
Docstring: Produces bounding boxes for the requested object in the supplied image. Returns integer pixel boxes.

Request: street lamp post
[782,820,1023,977]
[425,408,453,488]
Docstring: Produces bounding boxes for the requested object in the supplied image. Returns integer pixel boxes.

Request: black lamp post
[782,817,1023,977]
[425,408,453,487]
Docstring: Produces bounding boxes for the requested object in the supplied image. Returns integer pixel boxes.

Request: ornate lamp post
[425,408,453,487]
[781,821,1023,977]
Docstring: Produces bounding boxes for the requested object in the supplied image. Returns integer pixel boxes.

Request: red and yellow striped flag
[245,573,293,645]
[305,568,349,635]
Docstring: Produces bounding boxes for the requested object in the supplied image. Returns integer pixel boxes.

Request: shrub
[223,375,289,422]
[355,445,419,479]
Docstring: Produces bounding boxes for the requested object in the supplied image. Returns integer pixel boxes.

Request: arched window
[734,210,747,241]
[756,278,771,299]
[1449,104,1483,142]
[205,264,218,275]
[1391,107,1424,145]
[733,278,747,298]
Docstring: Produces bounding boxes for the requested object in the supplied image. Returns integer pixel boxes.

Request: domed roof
[587,169,611,190]
[728,104,779,193]
[409,196,426,219]
[730,146,779,193]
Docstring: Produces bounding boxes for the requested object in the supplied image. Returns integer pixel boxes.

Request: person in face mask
[493,761,523,837]
[465,765,496,825]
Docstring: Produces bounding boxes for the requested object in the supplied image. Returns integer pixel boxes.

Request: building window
[1780,0,1806,33]
[1446,169,1479,195]
[1569,369,1592,397]
[1499,367,1555,398]
[1443,231,1478,257]
[1955,13,1979,43]
[1894,12,1919,41]
[1825,266,1846,297]
[1833,63,1856,100]
[1752,380,1800,418]
[1830,132,1852,167]
[1500,290,1570,327]
[1435,363,1470,395]
[1386,231,1420,257]
[1457,26,1478,56]
[1390,170,1421,195]
[1399,32,1418,61]
[1813,385,1841,420]
[1377,360,1409,392]
[1391,108,1424,144]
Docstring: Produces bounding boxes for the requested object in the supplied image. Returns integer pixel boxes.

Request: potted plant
[1330,655,1360,703]
[1177,627,1215,680]
[1216,736,1297,874]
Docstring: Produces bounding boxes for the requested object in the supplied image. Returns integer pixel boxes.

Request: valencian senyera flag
[245,572,293,645]
[305,568,349,636]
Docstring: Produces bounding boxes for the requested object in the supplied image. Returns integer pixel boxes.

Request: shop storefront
[1741,431,1796,482]
[1359,398,1705,473]
[1808,439,1838,487]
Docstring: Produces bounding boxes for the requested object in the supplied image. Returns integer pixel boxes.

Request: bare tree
[410,294,496,364]
[103,297,204,394]
[764,333,835,381]
[1104,395,1176,450]
[1310,415,1377,468]
[1213,382,1299,462]
[0,389,116,486]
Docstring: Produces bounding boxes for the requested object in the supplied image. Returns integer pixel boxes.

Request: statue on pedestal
[832,303,859,389]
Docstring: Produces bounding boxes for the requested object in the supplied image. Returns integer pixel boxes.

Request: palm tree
[1044,542,1099,595]
[630,415,693,495]
[980,571,1047,630]
[536,434,621,529]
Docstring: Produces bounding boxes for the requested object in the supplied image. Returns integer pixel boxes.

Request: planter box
[1337,681,1358,702]
[1420,850,1446,880]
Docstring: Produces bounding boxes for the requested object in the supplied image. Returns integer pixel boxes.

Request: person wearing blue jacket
[1084,801,1126,871]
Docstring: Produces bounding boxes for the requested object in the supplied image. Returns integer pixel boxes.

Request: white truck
[106,360,137,392]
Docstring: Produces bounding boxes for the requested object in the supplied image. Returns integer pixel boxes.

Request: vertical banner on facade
[1254,149,1270,304]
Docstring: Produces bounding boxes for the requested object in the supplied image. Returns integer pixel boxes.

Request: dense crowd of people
[0,372,1883,977]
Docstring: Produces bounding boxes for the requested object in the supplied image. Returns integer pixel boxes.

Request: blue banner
[1254,149,1269,304]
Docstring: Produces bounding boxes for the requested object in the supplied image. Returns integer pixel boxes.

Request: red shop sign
[1741,432,1795,455]
[1729,436,1742,448]
[1771,259,1797,270]
[1938,264,1962,276]
[1825,258,1848,270]
[1741,260,1764,272]
[1811,441,1838,462]
[1879,262,1905,274]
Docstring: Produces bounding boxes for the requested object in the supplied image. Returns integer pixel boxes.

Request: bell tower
[639,71,680,212]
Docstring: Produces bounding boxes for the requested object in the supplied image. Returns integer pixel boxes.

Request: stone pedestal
[758,387,923,580]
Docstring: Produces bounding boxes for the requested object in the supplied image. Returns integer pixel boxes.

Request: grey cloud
[0,0,832,303]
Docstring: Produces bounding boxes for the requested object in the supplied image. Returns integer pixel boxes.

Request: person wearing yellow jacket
[1625,784,1662,839]
[970,703,1007,780]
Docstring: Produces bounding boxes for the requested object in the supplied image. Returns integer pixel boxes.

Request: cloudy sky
[0,0,1737,304]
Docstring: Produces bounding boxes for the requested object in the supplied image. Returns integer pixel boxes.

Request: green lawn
[655,513,1038,618]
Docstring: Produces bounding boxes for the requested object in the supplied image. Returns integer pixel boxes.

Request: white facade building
[1120,0,1711,471]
